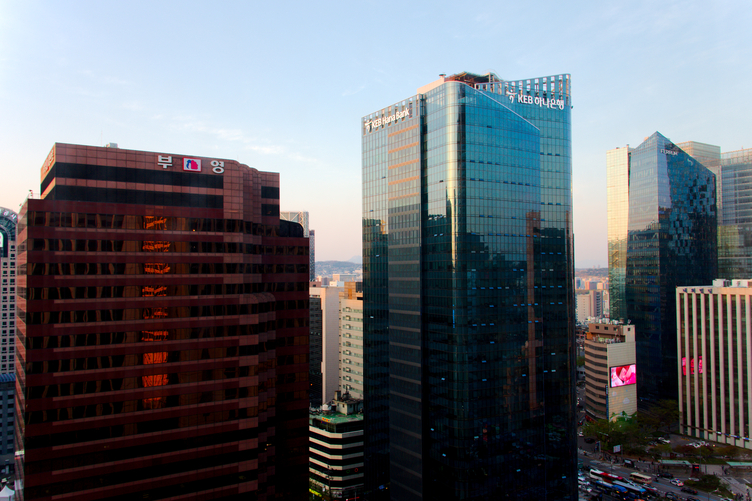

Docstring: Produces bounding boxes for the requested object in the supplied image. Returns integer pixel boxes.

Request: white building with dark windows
[678,279,752,448]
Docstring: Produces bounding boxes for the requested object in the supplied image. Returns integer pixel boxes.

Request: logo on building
[184,158,202,172]
[364,107,412,133]
[506,92,565,110]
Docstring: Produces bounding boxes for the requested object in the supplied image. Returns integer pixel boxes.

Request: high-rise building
[281,211,315,281]
[0,208,17,376]
[606,146,632,322]
[16,143,310,501]
[362,72,576,500]
[607,133,717,402]
[717,148,752,279]
[677,279,752,448]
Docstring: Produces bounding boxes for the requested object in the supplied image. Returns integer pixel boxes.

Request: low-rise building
[309,392,364,500]
[584,321,637,421]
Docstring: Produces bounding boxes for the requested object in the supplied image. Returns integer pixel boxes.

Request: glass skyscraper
[362,72,576,501]
[718,148,752,279]
[607,132,717,402]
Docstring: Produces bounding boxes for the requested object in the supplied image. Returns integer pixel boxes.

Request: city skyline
[1,1,751,267]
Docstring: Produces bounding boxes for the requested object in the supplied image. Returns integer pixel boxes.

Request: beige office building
[677,279,752,448]
[584,321,637,421]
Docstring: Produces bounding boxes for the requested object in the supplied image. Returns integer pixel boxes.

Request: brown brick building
[15,143,310,501]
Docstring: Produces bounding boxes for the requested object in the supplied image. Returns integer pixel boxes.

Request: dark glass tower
[362,73,576,501]
[608,132,717,402]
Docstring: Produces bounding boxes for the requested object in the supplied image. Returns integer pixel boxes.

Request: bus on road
[629,472,653,485]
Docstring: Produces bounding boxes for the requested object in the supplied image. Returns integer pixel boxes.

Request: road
[578,451,732,501]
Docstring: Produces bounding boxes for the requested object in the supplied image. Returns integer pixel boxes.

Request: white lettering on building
[364,107,412,133]
[158,155,173,169]
[157,155,225,174]
[660,149,678,156]
[506,92,565,110]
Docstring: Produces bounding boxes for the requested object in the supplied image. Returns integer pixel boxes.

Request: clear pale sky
[1,1,750,266]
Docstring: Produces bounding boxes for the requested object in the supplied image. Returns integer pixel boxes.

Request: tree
[576,356,586,368]
[652,400,679,433]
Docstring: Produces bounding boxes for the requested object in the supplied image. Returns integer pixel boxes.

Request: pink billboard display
[682,356,703,375]
[610,364,637,387]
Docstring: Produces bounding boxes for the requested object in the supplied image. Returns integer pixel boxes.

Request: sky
[1,0,750,267]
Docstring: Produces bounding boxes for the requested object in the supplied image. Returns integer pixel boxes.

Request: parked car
[670,478,684,487]
[681,486,698,494]
[623,459,635,468]
[658,471,674,478]
[665,493,680,501]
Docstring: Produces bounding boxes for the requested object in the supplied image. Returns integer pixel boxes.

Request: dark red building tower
[15,143,310,501]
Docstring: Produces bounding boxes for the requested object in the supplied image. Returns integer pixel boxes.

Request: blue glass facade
[615,132,717,402]
[362,73,576,501]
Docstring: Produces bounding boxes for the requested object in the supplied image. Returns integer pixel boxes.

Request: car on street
[658,472,674,479]
[584,437,595,444]
[670,478,683,487]
[664,493,680,501]
[681,486,698,494]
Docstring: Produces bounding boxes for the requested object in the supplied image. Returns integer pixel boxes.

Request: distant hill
[316,260,363,278]
[575,267,608,278]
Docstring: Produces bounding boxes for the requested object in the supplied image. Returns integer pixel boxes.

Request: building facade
[607,133,717,402]
[677,280,752,448]
[16,143,310,501]
[576,289,604,323]
[338,283,363,399]
[0,209,17,376]
[583,321,637,421]
[362,72,576,500]
[310,294,323,409]
[309,285,343,405]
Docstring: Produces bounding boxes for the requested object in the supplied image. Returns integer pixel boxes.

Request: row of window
[23,305,311,326]
[23,212,297,237]
[27,238,308,256]
[23,281,307,300]
[25,261,308,276]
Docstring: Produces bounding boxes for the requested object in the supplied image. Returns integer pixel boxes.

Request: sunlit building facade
[607,133,717,402]
[606,147,631,322]
[362,72,576,500]
[16,143,310,501]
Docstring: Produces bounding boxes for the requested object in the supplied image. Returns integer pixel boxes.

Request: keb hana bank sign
[507,92,565,110]
[364,108,412,133]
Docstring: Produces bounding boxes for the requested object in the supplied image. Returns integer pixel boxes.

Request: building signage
[507,92,565,110]
[364,107,412,133]
[184,158,202,172]
[660,149,678,156]
[157,155,225,174]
